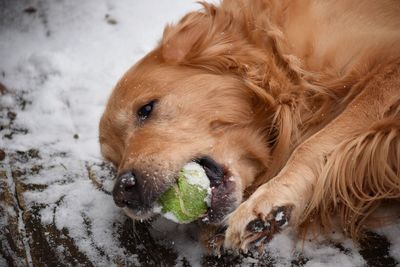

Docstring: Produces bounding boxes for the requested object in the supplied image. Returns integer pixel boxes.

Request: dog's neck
[206,1,326,176]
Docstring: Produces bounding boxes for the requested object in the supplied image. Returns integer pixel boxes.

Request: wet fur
[100,0,400,250]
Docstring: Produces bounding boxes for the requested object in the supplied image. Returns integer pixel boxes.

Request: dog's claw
[208,234,225,255]
[203,225,227,256]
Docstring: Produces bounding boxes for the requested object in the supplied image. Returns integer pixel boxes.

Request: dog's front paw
[224,198,294,252]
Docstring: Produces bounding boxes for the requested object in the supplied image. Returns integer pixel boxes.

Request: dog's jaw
[123,207,154,221]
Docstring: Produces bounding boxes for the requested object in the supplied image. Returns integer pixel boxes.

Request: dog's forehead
[111,67,223,108]
[117,63,196,95]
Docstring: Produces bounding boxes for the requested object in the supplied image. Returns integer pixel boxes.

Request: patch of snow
[182,162,210,189]
[264,230,365,267]
[151,217,204,266]
[0,256,7,267]
[266,231,296,266]
[376,223,400,262]
[300,238,364,267]
[161,211,181,224]
[182,162,212,206]
[275,211,284,221]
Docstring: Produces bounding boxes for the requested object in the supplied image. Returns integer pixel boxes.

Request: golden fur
[100,0,400,252]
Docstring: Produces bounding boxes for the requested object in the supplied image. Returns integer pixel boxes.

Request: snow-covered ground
[0,0,399,266]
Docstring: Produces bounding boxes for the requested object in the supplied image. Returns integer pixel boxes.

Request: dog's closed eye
[137,100,157,123]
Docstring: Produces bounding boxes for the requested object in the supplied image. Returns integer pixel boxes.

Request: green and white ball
[156,162,211,223]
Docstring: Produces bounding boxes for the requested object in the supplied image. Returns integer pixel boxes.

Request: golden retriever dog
[99,0,400,252]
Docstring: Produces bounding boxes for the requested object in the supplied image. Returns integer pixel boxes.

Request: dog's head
[99,6,281,224]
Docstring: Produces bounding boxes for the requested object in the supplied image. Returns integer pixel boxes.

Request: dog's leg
[302,115,400,239]
[224,62,400,251]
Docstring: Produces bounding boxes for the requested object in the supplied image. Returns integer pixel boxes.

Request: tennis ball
[157,162,211,223]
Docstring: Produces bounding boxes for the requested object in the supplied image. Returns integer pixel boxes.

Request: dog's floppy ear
[161,12,209,63]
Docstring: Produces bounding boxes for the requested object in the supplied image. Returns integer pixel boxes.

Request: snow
[181,162,212,206]
[151,219,204,266]
[376,224,400,263]
[160,211,181,225]
[182,162,210,190]
[1,0,399,266]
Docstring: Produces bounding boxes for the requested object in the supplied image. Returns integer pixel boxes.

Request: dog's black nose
[112,171,141,208]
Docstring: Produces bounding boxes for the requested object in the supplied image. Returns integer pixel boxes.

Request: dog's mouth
[195,156,227,189]
[120,156,239,224]
[194,156,238,224]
